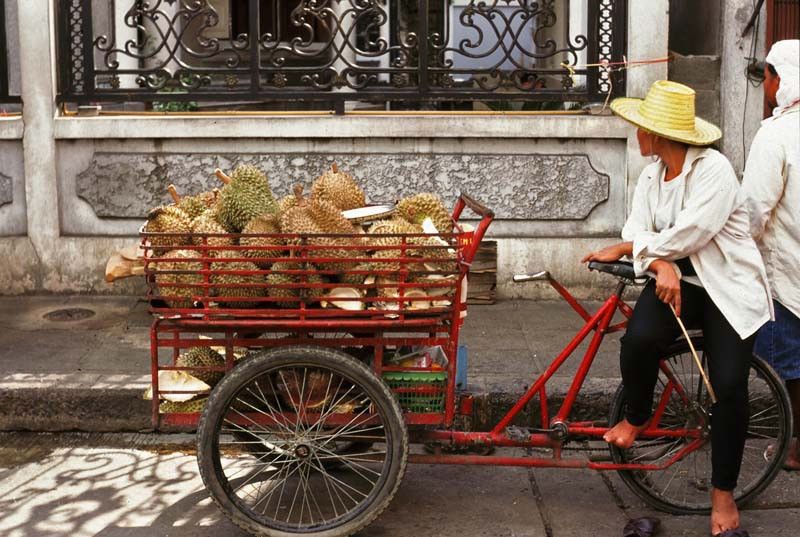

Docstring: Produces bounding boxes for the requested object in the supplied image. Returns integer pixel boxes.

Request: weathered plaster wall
[0,140,26,236]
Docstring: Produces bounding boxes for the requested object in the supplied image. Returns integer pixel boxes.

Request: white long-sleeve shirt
[623,147,772,339]
[742,105,800,319]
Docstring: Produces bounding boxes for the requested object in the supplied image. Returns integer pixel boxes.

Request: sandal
[623,517,660,537]
[712,529,750,537]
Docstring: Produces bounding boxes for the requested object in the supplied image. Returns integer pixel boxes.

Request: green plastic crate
[382,371,447,413]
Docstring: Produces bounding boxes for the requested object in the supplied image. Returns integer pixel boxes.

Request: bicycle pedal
[504,426,529,442]
[504,426,552,442]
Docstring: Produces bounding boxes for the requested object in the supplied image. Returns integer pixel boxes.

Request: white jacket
[742,105,800,319]
[623,147,772,339]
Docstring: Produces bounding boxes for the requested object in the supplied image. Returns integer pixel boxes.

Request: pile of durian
[142,163,459,313]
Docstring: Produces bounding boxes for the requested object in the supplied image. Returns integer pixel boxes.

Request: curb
[0,374,151,432]
[0,373,620,433]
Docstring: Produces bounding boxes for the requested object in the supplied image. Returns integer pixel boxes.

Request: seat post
[614,280,627,298]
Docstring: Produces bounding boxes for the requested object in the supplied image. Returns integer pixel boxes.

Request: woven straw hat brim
[611,97,722,146]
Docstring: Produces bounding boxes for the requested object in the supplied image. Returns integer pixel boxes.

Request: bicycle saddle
[588,260,637,280]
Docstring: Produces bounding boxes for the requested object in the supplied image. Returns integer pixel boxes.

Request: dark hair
[767,63,778,77]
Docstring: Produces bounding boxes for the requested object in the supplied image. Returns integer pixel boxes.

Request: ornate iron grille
[0,0,20,104]
[56,0,627,112]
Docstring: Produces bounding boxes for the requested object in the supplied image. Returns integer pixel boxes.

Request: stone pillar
[625,0,669,205]
[17,0,58,238]
[114,0,139,89]
[569,0,589,89]
[16,0,59,281]
[719,0,766,176]
[332,0,357,100]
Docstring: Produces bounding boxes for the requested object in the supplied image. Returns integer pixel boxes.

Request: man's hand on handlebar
[581,242,633,264]
[651,260,682,317]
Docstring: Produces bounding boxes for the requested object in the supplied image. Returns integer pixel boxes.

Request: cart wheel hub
[295,444,311,459]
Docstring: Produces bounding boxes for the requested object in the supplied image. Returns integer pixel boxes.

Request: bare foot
[784,438,800,471]
[710,488,740,536]
[604,419,648,449]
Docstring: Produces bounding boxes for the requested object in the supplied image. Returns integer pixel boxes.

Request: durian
[339,262,375,287]
[278,194,299,216]
[167,184,218,220]
[240,214,285,267]
[160,397,208,413]
[409,235,459,273]
[396,193,453,234]
[266,260,326,308]
[280,185,359,273]
[366,218,423,251]
[215,165,278,232]
[176,347,226,386]
[153,249,206,307]
[211,252,267,308]
[311,163,366,211]
[144,206,192,252]
[191,208,235,255]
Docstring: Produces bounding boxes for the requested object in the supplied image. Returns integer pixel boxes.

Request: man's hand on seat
[581,241,633,263]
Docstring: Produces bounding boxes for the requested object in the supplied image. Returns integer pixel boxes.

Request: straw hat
[610,80,722,146]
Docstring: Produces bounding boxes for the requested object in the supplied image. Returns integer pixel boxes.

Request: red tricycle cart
[142,193,791,537]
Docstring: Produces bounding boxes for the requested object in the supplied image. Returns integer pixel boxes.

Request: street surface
[0,433,797,537]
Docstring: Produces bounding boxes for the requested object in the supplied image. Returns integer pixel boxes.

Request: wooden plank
[467,240,497,305]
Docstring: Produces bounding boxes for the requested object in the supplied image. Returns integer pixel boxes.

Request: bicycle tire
[609,337,792,515]
[197,345,408,537]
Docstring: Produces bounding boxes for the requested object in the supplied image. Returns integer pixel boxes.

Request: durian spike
[331,162,339,174]
[215,168,232,185]
[167,184,181,204]
[292,184,306,202]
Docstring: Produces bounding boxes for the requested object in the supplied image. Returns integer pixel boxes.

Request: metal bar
[418,0,429,94]
[408,454,588,468]
[150,320,160,429]
[490,302,611,434]
[80,0,95,98]
[248,0,260,94]
[586,0,600,97]
[612,0,628,98]
[549,278,592,322]
[552,294,619,422]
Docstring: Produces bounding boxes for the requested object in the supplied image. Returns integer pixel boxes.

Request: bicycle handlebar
[459,193,495,219]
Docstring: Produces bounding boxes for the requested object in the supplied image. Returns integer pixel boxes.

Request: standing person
[582,80,772,537]
[742,39,800,470]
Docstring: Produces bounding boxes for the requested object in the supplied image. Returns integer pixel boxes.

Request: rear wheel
[197,346,407,537]
[609,337,792,515]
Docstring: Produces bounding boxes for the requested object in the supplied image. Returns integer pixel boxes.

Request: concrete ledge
[0,374,151,432]
[54,114,629,140]
[0,116,23,139]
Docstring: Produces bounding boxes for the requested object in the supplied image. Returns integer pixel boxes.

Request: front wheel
[609,337,792,515]
[197,346,408,537]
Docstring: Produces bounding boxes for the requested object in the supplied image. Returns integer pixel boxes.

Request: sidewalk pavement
[0,295,624,432]
[0,432,797,537]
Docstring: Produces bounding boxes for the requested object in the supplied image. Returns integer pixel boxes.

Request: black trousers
[620,280,754,491]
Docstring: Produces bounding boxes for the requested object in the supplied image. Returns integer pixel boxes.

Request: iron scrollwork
[56,0,627,109]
